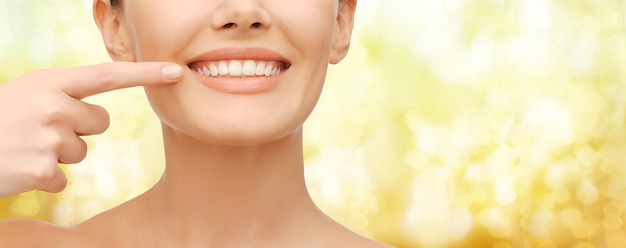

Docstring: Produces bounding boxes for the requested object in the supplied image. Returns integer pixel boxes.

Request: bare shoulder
[0,219,79,247]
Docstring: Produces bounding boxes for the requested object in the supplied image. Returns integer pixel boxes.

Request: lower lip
[189,68,286,94]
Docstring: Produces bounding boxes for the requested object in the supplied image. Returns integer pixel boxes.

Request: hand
[0,62,183,197]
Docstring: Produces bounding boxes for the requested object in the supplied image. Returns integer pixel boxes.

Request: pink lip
[187,47,290,64]
[186,47,291,94]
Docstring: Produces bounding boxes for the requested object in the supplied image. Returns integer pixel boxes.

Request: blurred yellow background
[1,0,625,247]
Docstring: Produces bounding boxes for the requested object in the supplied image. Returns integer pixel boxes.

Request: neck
[139,125,320,245]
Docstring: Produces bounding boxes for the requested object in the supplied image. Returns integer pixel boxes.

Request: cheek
[275,0,338,56]
[273,0,337,98]
[124,2,207,61]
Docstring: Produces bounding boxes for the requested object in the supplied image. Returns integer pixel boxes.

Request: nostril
[223,23,236,29]
[251,22,261,28]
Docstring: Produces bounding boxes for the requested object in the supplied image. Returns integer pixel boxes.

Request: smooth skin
[0,62,182,197]
[0,0,392,247]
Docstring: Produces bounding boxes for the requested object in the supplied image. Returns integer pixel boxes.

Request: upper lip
[186,47,291,68]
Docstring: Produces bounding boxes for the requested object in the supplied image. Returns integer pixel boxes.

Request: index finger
[57,62,183,99]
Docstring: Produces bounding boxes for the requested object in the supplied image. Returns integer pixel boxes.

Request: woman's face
[95,0,355,145]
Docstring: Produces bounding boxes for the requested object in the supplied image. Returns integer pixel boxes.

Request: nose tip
[212,2,271,32]
[221,22,265,30]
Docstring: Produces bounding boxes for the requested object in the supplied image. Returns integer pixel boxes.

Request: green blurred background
[1,0,625,247]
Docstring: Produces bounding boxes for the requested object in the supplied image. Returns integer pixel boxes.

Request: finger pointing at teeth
[58,62,183,99]
[0,62,183,198]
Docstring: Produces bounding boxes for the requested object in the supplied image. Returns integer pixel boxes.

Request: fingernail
[161,64,183,80]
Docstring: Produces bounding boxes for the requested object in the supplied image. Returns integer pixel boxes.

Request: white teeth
[209,64,218,76]
[242,60,257,76]
[255,62,265,76]
[264,65,273,76]
[196,60,283,77]
[218,61,228,75]
[228,60,242,76]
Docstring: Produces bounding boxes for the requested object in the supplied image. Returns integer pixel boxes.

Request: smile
[189,60,288,77]
[186,47,291,94]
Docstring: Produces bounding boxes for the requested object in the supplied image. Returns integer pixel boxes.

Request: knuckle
[94,64,117,90]
[33,166,67,193]
[30,165,58,183]
[39,103,68,126]
[26,68,54,80]
[7,68,63,89]
[42,130,64,152]
[33,68,65,87]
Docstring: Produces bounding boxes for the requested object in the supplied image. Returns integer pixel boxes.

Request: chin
[150,93,311,146]
[166,117,304,146]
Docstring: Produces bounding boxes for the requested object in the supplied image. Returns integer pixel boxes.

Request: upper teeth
[195,60,282,77]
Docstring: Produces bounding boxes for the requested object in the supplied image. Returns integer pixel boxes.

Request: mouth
[185,48,292,94]
[187,60,291,77]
